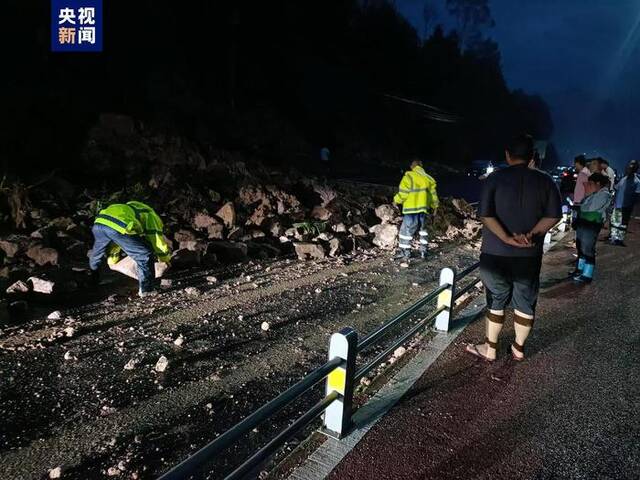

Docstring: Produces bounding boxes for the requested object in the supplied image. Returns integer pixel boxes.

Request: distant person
[600,158,616,190]
[89,201,171,296]
[393,158,439,260]
[320,147,331,172]
[588,158,600,174]
[573,155,591,204]
[466,134,561,362]
[610,160,640,246]
[572,173,611,283]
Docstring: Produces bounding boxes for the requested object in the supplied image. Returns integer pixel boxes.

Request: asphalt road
[329,224,640,480]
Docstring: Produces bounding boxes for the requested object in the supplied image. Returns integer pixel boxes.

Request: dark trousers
[90,224,156,292]
[576,221,602,265]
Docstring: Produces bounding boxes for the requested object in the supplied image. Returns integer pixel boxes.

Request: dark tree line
[1,0,554,179]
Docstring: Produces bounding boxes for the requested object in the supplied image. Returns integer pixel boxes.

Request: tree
[445,0,494,50]
[422,1,439,39]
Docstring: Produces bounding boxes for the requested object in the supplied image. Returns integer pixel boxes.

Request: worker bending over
[89,201,171,296]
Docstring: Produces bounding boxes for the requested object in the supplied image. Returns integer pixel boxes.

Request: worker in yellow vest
[393,159,439,260]
[89,201,171,296]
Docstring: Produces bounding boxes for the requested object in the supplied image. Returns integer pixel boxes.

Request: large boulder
[26,245,59,266]
[375,204,401,224]
[294,242,326,260]
[0,240,20,258]
[193,213,225,240]
[216,202,236,228]
[174,229,198,244]
[371,224,399,250]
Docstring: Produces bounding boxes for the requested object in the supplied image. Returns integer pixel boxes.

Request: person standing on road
[466,134,562,362]
[393,158,439,261]
[610,160,640,246]
[573,155,591,204]
[599,158,616,191]
[572,173,611,282]
[89,201,171,296]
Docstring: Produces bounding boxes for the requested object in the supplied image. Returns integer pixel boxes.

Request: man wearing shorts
[467,134,562,362]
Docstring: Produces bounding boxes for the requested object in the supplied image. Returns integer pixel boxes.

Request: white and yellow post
[435,267,456,332]
[323,327,358,438]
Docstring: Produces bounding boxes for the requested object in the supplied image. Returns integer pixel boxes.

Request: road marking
[286,301,486,480]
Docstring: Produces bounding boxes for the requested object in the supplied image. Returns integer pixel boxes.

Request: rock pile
[1,113,479,303]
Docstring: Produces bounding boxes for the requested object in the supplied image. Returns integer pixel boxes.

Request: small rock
[155,355,169,372]
[160,279,173,288]
[315,288,322,294]
[6,280,30,294]
[293,242,326,260]
[28,277,56,294]
[48,310,63,320]
[123,358,138,370]
[206,276,218,283]
[63,351,75,361]
[173,335,184,347]
[106,466,121,476]
[393,346,407,359]
[184,286,200,296]
[0,239,19,258]
[64,326,76,338]
[261,321,270,332]
[400,262,409,268]
[349,224,368,237]
[49,467,62,479]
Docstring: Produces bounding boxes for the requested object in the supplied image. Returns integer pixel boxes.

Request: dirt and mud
[0,238,479,480]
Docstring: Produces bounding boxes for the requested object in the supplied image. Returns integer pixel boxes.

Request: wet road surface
[329,225,640,480]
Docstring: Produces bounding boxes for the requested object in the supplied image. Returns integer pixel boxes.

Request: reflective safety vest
[393,166,439,214]
[94,201,171,264]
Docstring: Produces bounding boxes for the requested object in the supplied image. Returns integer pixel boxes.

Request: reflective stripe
[399,188,428,193]
[399,244,412,249]
[399,234,413,240]
[96,214,127,229]
[402,207,428,213]
[419,239,429,244]
[419,231,429,236]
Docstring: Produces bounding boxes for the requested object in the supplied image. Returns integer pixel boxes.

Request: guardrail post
[323,327,357,439]
[435,267,456,332]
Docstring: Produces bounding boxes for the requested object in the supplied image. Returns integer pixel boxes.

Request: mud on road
[0,242,479,480]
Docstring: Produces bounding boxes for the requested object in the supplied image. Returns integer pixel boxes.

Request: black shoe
[394,251,411,261]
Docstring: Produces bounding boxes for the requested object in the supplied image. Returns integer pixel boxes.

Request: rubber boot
[575,263,594,283]
[570,257,585,277]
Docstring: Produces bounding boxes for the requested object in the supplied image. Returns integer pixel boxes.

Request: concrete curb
[285,301,486,480]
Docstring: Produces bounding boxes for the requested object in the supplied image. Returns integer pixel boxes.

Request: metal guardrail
[158,260,482,480]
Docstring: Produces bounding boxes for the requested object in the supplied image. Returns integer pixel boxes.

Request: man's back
[479,164,561,257]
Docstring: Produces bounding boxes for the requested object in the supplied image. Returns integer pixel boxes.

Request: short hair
[574,155,586,167]
[506,134,534,161]
[599,158,609,166]
[410,158,423,168]
[588,173,609,188]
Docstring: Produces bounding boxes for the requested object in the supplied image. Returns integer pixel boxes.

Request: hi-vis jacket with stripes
[94,201,171,264]
[393,166,439,214]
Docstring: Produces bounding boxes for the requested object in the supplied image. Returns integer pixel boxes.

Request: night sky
[397,0,640,170]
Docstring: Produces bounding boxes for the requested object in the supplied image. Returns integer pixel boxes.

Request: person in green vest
[89,201,171,296]
[393,158,439,260]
